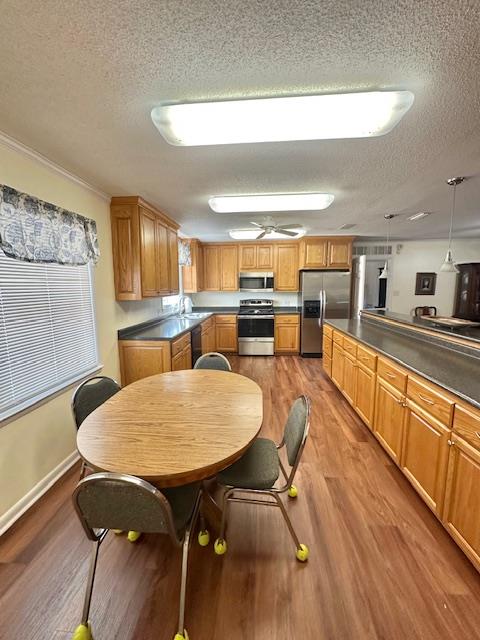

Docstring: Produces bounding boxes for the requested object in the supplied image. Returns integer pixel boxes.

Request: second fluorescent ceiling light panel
[209,193,334,213]
[151,90,414,146]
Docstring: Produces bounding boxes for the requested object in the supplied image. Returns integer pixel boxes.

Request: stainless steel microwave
[239,272,274,292]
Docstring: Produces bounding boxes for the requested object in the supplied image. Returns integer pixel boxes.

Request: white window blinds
[0,251,100,421]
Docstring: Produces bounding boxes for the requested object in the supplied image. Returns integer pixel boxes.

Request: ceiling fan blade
[250,222,264,228]
[276,229,298,237]
[276,223,303,230]
[256,230,267,239]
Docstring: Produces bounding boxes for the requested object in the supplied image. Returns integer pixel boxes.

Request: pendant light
[440,177,464,273]
[379,214,394,279]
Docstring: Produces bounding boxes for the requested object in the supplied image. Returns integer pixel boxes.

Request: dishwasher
[191,325,202,366]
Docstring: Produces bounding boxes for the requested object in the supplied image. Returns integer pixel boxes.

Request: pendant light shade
[379,263,388,279]
[379,214,394,280]
[440,177,464,273]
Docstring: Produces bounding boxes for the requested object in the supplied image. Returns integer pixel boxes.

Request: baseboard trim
[0,450,80,536]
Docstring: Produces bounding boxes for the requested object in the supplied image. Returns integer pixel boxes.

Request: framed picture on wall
[415,272,437,295]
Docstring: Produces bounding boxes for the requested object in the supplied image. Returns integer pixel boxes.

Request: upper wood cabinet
[299,236,353,270]
[111,196,180,300]
[238,243,274,270]
[182,239,204,293]
[275,243,299,291]
[203,245,221,290]
[202,244,238,291]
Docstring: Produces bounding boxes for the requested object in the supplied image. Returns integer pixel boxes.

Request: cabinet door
[274,324,300,353]
[196,243,204,291]
[181,240,195,292]
[331,343,345,388]
[354,363,376,429]
[139,209,159,297]
[257,244,274,269]
[220,245,238,290]
[443,435,480,571]
[156,221,170,294]
[203,246,221,290]
[172,344,192,371]
[343,353,356,405]
[400,401,450,515]
[323,353,332,377]
[215,324,237,352]
[373,378,406,463]
[239,245,257,270]
[168,228,179,294]
[111,205,141,300]
[301,238,327,268]
[327,239,352,268]
[183,344,192,369]
[275,244,299,291]
[118,341,171,386]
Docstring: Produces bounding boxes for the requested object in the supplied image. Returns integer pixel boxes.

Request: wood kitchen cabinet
[331,342,345,389]
[203,245,221,291]
[401,400,451,516]
[299,236,353,269]
[274,314,300,353]
[202,244,238,291]
[238,243,274,270]
[201,316,216,353]
[215,315,237,352]
[182,239,204,293]
[343,352,357,405]
[354,362,376,428]
[171,333,192,371]
[327,238,353,269]
[299,238,327,268]
[111,196,180,300]
[373,377,406,463]
[275,244,299,291]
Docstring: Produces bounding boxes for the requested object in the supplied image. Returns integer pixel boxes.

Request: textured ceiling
[1,0,480,241]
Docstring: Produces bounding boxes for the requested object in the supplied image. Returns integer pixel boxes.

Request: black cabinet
[454,263,480,321]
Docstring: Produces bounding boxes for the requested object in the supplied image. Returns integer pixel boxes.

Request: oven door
[237,316,274,338]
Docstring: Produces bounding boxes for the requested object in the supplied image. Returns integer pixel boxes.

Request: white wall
[191,291,299,307]
[358,239,480,316]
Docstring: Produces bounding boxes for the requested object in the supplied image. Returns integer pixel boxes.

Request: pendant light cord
[447,182,456,251]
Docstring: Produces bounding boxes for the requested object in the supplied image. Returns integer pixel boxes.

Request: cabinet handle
[418,393,434,405]
[385,372,396,379]
[475,431,480,440]
[448,439,455,446]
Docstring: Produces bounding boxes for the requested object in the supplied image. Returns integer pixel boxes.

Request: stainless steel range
[237,299,274,356]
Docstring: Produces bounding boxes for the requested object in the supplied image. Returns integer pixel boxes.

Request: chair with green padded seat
[193,352,232,371]
[71,472,203,640]
[214,395,311,562]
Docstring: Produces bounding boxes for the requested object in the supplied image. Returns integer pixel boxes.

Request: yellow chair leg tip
[296,544,309,562]
[112,529,123,535]
[288,485,298,498]
[174,629,189,640]
[198,529,210,546]
[214,538,227,555]
[127,530,142,543]
[72,623,93,640]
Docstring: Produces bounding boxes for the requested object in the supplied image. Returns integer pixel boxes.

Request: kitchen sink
[175,313,210,320]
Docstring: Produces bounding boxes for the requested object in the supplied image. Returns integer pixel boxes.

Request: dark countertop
[118,313,213,341]
[326,318,480,410]
[362,309,480,344]
[193,306,301,314]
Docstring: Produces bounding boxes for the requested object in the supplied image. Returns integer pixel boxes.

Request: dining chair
[212,395,311,562]
[414,306,437,317]
[71,472,203,640]
[72,376,121,479]
[193,352,232,371]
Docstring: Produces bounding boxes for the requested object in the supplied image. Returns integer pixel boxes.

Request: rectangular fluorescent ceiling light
[209,193,334,213]
[408,211,431,221]
[151,90,414,146]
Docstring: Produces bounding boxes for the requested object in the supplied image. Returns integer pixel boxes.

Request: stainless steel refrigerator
[299,269,352,356]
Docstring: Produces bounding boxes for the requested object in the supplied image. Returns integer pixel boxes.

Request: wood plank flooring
[1,356,479,640]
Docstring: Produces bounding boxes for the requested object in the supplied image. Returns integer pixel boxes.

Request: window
[0,251,100,421]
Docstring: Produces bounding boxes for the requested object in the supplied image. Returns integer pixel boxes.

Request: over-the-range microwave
[239,271,274,292]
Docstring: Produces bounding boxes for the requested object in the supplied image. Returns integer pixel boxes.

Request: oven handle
[237,315,275,320]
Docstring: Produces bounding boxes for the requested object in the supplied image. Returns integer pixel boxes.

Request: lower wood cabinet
[323,353,332,376]
[331,343,344,388]
[401,400,451,516]
[443,434,480,570]
[201,317,216,353]
[373,377,406,463]
[119,340,172,386]
[215,315,237,352]
[342,352,356,405]
[274,315,300,353]
[354,363,376,428]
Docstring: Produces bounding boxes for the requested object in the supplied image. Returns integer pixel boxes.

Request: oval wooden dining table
[76,369,263,489]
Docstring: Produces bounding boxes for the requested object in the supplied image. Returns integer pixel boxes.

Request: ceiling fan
[233,218,305,239]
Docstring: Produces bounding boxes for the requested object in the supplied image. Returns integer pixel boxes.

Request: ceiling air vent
[338,223,356,230]
[353,245,393,256]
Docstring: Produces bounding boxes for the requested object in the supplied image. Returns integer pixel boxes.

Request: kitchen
[1,2,480,640]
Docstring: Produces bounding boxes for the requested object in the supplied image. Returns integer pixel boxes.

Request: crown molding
[0,130,110,201]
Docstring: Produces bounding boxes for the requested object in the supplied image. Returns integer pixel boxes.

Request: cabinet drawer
[171,332,191,356]
[323,353,332,376]
[407,376,454,426]
[215,314,237,324]
[201,316,214,332]
[275,314,299,325]
[332,330,344,347]
[377,357,407,392]
[343,336,357,357]
[323,324,333,338]
[322,335,332,357]
[356,344,377,371]
[453,404,480,450]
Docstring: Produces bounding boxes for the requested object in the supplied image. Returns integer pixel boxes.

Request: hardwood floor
[1,356,479,640]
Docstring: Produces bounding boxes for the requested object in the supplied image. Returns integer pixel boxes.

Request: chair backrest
[414,306,437,317]
[283,395,311,467]
[72,472,179,542]
[194,352,232,371]
[72,376,121,429]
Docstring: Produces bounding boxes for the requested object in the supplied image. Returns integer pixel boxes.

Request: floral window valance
[178,239,192,266]
[0,184,100,265]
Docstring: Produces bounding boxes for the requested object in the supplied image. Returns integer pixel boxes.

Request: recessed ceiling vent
[353,245,393,256]
[338,223,356,230]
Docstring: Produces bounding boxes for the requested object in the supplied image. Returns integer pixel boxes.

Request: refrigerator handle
[319,289,325,327]
[323,290,327,323]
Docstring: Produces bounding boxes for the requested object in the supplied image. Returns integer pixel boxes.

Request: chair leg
[273,493,309,562]
[213,488,234,555]
[79,461,87,480]
[175,529,191,639]
[72,540,101,638]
